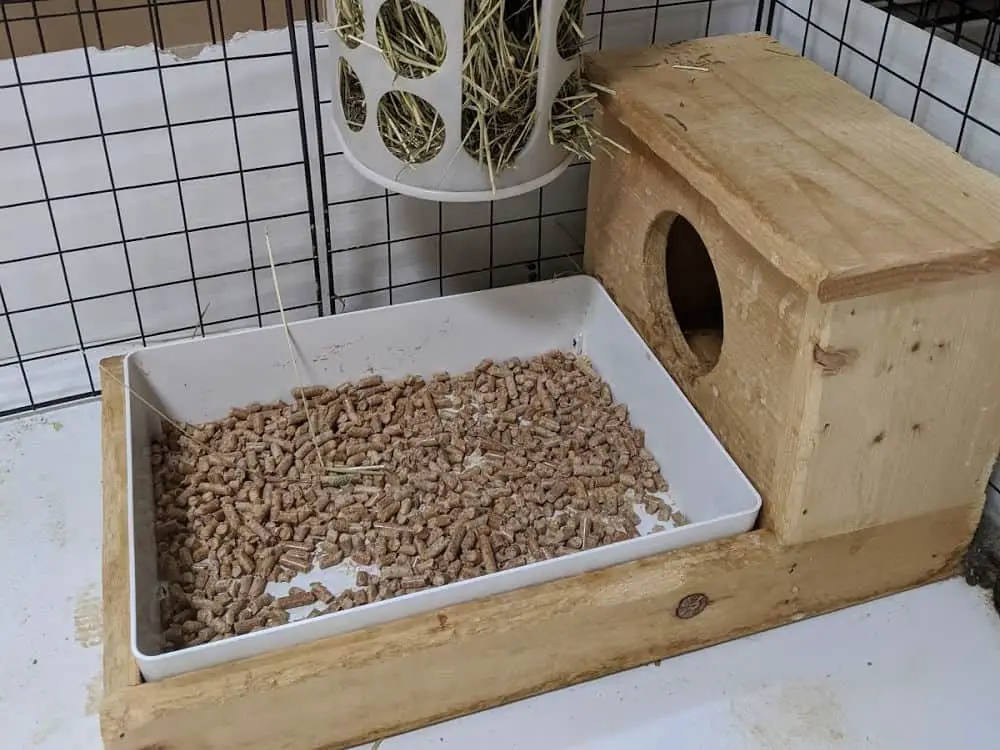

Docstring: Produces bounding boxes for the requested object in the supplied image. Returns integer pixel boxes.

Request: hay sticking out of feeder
[377,90,446,165]
[550,74,598,159]
[334,0,364,48]
[461,0,541,188]
[376,0,447,79]
[550,0,626,160]
[550,75,623,160]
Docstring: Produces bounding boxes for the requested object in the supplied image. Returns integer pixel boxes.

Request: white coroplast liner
[328,0,573,201]
[125,276,761,680]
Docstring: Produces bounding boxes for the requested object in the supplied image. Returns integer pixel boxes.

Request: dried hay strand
[334,0,364,48]
[550,74,625,160]
[460,0,541,187]
[339,58,366,132]
[377,90,447,165]
[376,0,447,79]
[550,0,626,159]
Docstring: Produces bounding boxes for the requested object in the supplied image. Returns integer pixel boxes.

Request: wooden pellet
[191,597,223,616]
[279,555,312,574]
[310,583,335,604]
[245,518,272,543]
[253,592,275,610]
[400,574,428,590]
[249,575,267,598]
[478,530,497,573]
[338,592,357,610]
[281,548,311,564]
[380,564,412,580]
[317,550,344,569]
[423,536,448,559]
[277,590,316,610]
[352,551,373,565]
[269,609,291,625]
[234,618,261,635]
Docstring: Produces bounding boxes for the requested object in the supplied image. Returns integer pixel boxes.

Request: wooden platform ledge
[100,357,974,750]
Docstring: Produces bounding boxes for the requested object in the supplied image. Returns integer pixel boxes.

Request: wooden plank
[771,274,1000,543]
[585,56,1000,545]
[585,34,1000,301]
[101,505,975,750]
[99,357,141,697]
[584,112,815,522]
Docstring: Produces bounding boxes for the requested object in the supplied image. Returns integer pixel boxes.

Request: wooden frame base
[99,357,977,750]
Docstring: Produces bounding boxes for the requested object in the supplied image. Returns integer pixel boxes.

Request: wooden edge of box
[98,435,975,750]
[99,356,142,699]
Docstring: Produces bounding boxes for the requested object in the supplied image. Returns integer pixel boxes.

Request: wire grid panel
[873,0,999,61]
[767,0,1000,174]
[0,0,325,416]
[0,0,754,417]
[2,0,999,418]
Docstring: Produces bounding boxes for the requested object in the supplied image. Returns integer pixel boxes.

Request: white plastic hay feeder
[329,0,578,202]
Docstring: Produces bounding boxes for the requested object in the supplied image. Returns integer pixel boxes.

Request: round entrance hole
[645,212,724,373]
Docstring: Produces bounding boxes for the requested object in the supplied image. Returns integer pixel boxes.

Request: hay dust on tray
[334,0,624,183]
[152,351,687,651]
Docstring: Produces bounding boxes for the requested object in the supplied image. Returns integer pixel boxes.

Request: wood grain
[585,36,1000,544]
[772,275,1000,543]
[101,507,974,750]
[585,113,813,520]
[585,34,1000,301]
[100,357,142,698]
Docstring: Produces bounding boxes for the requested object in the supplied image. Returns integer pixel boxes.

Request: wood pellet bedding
[152,351,686,651]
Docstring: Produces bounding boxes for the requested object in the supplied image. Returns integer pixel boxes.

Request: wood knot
[675,592,709,619]
[813,343,858,375]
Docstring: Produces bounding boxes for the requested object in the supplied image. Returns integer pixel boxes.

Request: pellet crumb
[151,351,673,650]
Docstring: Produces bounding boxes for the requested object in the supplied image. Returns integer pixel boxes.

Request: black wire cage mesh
[0,0,998,418]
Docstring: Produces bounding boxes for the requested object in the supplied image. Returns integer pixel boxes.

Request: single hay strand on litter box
[151,352,679,651]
